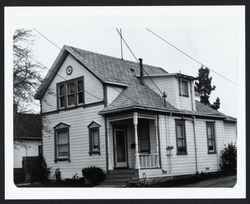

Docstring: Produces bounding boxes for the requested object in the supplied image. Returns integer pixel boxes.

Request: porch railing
[139,153,159,169]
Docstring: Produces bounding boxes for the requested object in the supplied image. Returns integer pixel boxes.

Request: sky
[5,6,245,117]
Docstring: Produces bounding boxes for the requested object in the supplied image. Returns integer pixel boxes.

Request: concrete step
[105,173,135,179]
[101,169,135,186]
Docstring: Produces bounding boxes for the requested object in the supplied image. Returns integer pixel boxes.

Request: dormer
[144,73,196,111]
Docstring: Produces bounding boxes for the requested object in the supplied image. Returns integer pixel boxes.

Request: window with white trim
[206,122,216,153]
[54,123,70,162]
[88,121,101,155]
[175,120,187,155]
[57,76,84,109]
[179,79,189,97]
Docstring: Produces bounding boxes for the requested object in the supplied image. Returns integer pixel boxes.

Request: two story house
[35,45,237,183]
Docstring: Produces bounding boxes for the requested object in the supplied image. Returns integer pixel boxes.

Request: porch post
[155,119,159,155]
[133,112,140,170]
[107,119,112,170]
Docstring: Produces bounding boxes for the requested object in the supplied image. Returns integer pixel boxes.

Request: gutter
[99,106,227,120]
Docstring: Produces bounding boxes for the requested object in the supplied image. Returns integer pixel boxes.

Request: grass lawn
[150,171,236,187]
[16,178,94,187]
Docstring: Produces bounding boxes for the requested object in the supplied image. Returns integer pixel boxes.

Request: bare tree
[13,29,43,112]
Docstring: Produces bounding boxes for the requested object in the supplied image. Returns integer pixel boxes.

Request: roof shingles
[100,80,179,114]
[36,45,235,120]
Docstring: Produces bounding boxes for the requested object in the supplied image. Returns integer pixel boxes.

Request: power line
[146,28,237,85]
[33,28,142,106]
[115,28,138,63]
[115,28,164,95]
[18,47,103,101]
[34,28,62,50]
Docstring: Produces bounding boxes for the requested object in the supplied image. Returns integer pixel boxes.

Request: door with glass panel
[114,128,128,168]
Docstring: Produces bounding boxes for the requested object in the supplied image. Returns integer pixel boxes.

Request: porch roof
[99,81,180,115]
[100,83,235,121]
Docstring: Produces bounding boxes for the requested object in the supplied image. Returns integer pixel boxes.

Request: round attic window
[66,66,73,75]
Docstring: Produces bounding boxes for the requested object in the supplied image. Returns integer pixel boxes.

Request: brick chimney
[139,58,144,85]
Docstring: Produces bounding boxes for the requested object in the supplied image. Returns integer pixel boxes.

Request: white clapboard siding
[215,120,225,161]
[158,115,167,173]
[144,76,177,108]
[106,85,124,105]
[145,76,194,111]
[139,169,163,178]
[167,118,196,176]
[195,119,225,173]
[175,79,193,111]
[224,122,237,145]
[42,105,106,179]
[14,140,41,168]
[42,55,103,113]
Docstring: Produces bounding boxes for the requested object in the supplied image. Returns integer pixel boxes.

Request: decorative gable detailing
[54,122,70,129]
[88,121,101,128]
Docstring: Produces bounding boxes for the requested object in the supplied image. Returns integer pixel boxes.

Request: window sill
[176,152,188,155]
[179,94,189,97]
[54,158,70,163]
[208,151,217,154]
[89,151,100,156]
[58,104,84,111]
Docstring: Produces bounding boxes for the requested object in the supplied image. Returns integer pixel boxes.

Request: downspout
[167,112,173,174]
[105,116,109,173]
[192,116,198,174]
[157,115,162,169]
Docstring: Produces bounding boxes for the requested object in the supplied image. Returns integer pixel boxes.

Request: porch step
[108,169,135,175]
[100,169,135,187]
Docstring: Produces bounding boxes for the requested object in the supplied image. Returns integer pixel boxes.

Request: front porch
[106,111,162,178]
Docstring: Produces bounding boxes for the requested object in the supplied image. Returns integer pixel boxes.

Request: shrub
[62,177,86,186]
[220,143,237,172]
[37,156,51,183]
[82,166,105,185]
[55,168,61,183]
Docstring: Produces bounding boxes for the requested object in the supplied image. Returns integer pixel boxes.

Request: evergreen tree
[195,66,220,110]
[211,97,220,110]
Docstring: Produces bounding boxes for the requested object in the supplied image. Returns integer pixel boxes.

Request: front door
[114,128,128,168]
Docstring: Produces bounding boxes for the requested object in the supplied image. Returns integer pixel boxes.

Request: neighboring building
[14,112,42,169]
[35,45,237,182]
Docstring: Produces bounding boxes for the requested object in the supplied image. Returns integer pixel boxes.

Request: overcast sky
[6,6,245,117]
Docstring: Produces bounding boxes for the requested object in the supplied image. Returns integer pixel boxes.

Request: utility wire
[146,28,237,85]
[33,28,142,106]
[18,47,103,101]
[34,28,62,50]
[115,28,138,63]
[116,28,164,95]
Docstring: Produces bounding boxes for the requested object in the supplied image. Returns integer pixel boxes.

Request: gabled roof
[99,80,179,114]
[35,45,167,99]
[14,113,42,140]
